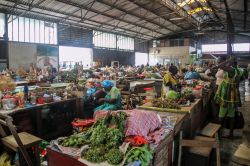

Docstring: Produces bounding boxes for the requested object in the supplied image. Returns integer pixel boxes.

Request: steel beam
[223,0,234,56]
[126,0,186,30]
[55,0,166,35]
[244,0,248,30]
[93,0,178,33]
[0,6,151,40]
[206,0,224,27]
[154,0,198,27]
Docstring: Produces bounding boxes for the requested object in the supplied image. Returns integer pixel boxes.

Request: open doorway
[59,46,93,70]
[135,52,148,66]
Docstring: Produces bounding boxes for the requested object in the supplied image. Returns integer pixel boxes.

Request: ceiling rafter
[206,0,224,26]
[126,0,186,30]
[55,0,167,35]
[93,0,178,33]
[1,0,158,39]
[154,0,198,27]
[58,0,96,25]
[0,3,152,40]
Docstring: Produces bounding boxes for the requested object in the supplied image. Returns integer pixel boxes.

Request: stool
[178,123,221,166]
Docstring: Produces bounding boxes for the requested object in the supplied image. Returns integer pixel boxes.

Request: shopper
[215,68,224,88]
[94,80,122,111]
[214,66,241,139]
[169,63,178,76]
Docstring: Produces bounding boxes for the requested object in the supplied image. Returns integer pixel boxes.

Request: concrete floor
[220,81,250,166]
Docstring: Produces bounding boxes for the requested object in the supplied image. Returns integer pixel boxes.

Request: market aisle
[220,80,250,166]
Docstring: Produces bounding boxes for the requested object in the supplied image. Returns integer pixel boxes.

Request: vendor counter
[47,111,187,166]
[137,89,213,137]
[0,98,81,140]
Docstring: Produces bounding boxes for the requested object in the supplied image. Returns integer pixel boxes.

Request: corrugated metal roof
[0,0,248,40]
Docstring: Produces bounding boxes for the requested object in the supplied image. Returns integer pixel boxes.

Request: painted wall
[8,42,59,70]
[8,42,37,70]
[149,46,191,64]
[93,48,135,66]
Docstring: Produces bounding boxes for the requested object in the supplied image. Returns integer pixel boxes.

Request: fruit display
[152,98,181,109]
[0,76,16,91]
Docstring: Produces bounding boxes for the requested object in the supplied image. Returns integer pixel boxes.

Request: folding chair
[0,114,42,166]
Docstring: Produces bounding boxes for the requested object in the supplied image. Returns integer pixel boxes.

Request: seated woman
[94,80,122,112]
[184,66,201,80]
[83,81,106,118]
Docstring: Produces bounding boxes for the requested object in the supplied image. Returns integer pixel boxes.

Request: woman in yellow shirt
[161,71,177,97]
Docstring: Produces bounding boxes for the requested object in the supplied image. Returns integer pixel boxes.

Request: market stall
[46,109,187,166]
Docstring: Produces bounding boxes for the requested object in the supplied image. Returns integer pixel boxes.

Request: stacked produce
[152,98,181,109]
[151,89,196,110]
[0,75,16,92]
[125,145,153,166]
[58,112,127,165]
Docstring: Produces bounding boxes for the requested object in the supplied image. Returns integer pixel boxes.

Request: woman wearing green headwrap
[94,80,122,112]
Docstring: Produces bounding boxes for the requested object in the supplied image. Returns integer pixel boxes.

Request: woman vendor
[83,81,106,118]
[94,80,122,111]
[184,66,201,80]
[162,70,177,97]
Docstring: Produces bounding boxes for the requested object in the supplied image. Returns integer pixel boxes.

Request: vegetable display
[126,145,153,166]
[81,112,127,164]
[105,148,124,165]
[152,98,181,109]
[83,146,106,163]
[59,133,88,148]
[165,90,179,100]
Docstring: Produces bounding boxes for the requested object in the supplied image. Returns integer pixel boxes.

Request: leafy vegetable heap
[126,145,153,166]
[59,132,89,148]
[82,112,127,164]
[152,98,181,109]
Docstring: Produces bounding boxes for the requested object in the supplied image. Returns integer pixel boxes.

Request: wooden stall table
[143,78,163,95]
[47,109,187,166]
[0,98,81,140]
[137,98,203,137]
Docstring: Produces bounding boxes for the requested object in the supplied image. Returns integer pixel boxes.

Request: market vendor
[83,81,106,118]
[184,66,201,80]
[94,80,122,111]
[161,70,177,97]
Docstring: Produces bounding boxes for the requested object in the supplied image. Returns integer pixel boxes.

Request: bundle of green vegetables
[59,132,89,148]
[82,112,127,164]
[59,70,78,83]
[125,145,153,166]
[152,98,181,109]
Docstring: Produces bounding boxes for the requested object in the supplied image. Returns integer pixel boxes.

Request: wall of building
[93,48,135,66]
[8,42,37,69]
[8,42,59,70]
[149,46,191,64]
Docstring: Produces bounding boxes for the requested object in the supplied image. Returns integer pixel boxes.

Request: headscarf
[102,80,114,88]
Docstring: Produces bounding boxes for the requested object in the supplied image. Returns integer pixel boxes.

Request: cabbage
[166,90,179,100]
